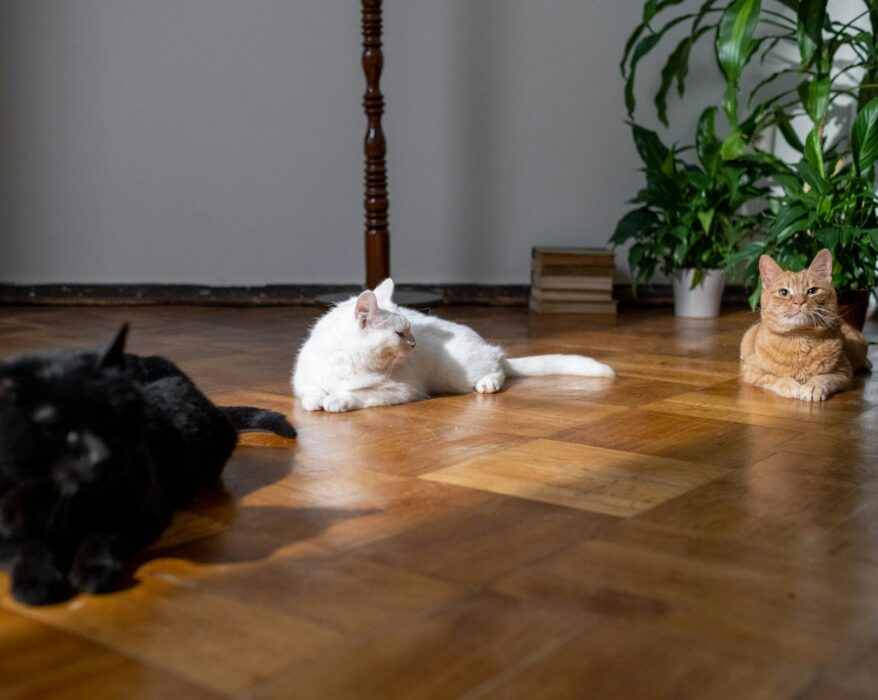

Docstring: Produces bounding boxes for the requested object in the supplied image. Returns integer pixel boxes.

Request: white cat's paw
[323,394,358,413]
[475,373,504,394]
[298,390,326,411]
[769,377,801,399]
[300,395,325,411]
[797,381,830,402]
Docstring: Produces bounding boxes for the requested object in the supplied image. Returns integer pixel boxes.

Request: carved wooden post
[362,0,389,288]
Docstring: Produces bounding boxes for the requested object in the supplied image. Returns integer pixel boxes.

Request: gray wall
[0,1,720,286]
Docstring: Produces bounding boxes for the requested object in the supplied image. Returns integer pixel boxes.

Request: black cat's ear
[97,323,129,370]
[0,378,15,401]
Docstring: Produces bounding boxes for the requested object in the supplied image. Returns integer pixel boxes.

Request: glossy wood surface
[0,304,876,699]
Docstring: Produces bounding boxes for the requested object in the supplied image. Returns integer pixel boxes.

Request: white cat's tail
[502,354,614,378]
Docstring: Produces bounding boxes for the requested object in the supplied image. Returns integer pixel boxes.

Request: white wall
[0,0,721,286]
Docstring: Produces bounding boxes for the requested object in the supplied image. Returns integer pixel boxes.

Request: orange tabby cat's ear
[758,255,783,288]
[808,248,833,284]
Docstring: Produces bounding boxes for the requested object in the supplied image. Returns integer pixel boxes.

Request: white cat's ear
[758,255,783,288]
[808,248,833,284]
[373,278,395,304]
[355,290,380,330]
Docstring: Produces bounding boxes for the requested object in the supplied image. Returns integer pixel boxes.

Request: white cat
[292,279,614,413]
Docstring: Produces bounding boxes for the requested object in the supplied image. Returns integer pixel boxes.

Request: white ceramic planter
[672,269,726,319]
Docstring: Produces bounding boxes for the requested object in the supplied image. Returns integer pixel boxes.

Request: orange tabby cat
[740,249,870,401]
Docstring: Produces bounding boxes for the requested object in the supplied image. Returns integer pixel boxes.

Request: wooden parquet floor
[1,304,877,699]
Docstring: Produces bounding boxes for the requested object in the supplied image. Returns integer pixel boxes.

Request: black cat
[0,324,296,605]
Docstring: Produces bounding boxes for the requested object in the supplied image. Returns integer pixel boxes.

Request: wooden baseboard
[0,283,525,307]
[612,284,752,307]
[0,283,752,307]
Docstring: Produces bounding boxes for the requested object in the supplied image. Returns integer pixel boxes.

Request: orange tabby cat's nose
[792,295,805,306]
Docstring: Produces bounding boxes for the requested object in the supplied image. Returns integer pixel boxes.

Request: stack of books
[529,247,617,314]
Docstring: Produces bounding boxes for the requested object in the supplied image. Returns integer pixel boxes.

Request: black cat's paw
[69,558,123,594]
[11,557,71,605]
[70,537,125,594]
[0,491,24,538]
[0,485,53,539]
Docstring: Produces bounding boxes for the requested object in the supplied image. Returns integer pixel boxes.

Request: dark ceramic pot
[837,289,872,330]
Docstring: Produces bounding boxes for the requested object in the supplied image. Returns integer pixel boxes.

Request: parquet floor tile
[0,304,875,698]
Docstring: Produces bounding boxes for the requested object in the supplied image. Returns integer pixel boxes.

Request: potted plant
[619,1,878,323]
[611,111,768,318]
[732,97,878,328]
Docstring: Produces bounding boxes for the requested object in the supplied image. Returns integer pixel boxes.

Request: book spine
[531,260,615,276]
[531,274,614,291]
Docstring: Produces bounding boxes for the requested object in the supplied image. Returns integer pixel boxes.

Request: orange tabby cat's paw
[769,377,802,399]
[797,381,830,402]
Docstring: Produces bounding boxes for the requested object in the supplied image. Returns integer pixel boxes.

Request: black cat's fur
[0,324,296,605]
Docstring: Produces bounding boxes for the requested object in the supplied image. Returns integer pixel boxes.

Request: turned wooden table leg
[362,0,389,288]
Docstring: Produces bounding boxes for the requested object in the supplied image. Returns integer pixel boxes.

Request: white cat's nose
[408,338,416,348]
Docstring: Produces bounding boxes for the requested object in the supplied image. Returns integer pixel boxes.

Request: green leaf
[655,37,691,127]
[852,96,878,176]
[720,130,748,160]
[695,107,720,174]
[797,0,828,67]
[715,0,762,120]
[747,66,798,106]
[748,283,762,310]
[624,14,696,117]
[673,240,687,266]
[643,0,687,24]
[803,127,825,178]
[715,0,761,81]
[654,25,715,126]
[684,170,712,190]
[773,173,803,196]
[611,208,656,245]
[796,160,827,193]
[813,226,839,252]
[628,242,649,268]
[774,107,805,152]
[721,166,742,202]
[768,204,810,241]
[631,124,671,171]
[797,74,830,125]
[697,209,716,234]
[621,24,647,76]
[738,102,771,145]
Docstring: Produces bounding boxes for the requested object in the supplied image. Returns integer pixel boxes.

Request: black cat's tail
[221,407,297,439]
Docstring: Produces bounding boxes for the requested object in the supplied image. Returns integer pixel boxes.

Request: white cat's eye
[778,288,789,297]
[395,331,405,338]
[807,287,818,295]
